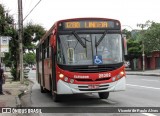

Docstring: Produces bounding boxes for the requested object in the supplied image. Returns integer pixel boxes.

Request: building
[130,30,160,70]
[138,51,160,70]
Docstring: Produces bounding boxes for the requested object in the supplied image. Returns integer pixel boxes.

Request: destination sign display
[65,21,108,28]
[60,20,120,30]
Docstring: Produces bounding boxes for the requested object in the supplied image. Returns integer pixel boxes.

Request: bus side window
[67,48,74,63]
[46,37,50,58]
[43,36,50,59]
[36,48,39,61]
[40,45,42,60]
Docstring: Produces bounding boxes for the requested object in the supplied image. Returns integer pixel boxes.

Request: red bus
[36,18,126,102]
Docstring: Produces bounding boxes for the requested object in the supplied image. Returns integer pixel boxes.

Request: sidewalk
[0,72,30,108]
[126,68,160,76]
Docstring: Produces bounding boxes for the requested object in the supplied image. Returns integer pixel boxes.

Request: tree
[127,38,142,59]
[122,29,131,39]
[1,4,45,80]
[24,52,36,65]
[0,4,19,80]
[0,4,5,34]
[122,29,142,59]
[23,23,46,53]
[143,22,160,54]
[122,28,142,70]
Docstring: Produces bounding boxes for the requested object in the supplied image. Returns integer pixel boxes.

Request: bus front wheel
[98,92,109,99]
[52,93,61,102]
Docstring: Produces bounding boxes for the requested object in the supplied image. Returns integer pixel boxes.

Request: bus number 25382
[99,73,111,78]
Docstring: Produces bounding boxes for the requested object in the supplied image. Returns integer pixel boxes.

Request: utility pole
[137,23,148,71]
[18,0,24,83]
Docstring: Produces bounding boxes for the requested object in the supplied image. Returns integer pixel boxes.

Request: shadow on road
[43,92,119,107]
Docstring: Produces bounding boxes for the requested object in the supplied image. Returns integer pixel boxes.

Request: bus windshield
[57,33,123,65]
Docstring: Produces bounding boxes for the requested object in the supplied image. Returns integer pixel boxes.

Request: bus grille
[69,67,115,73]
[79,88,108,91]
[58,63,123,73]
[75,77,111,82]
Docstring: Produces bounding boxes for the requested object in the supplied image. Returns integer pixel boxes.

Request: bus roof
[56,17,120,23]
[36,17,121,47]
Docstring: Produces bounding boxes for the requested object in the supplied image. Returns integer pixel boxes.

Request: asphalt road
[22,70,160,116]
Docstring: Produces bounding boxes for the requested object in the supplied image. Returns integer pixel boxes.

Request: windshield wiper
[73,32,86,48]
[95,31,107,47]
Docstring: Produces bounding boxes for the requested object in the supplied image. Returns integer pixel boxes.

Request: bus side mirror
[123,36,128,55]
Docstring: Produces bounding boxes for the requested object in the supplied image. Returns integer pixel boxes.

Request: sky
[1,0,160,30]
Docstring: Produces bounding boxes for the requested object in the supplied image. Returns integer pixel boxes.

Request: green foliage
[143,22,160,53]
[123,28,142,61]
[3,53,12,67]
[0,4,5,35]
[11,68,17,81]
[0,4,19,80]
[24,52,36,65]
[0,4,15,36]
[1,4,45,80]
[23,23,46,52]
[122,29,131,39]
[127,39,142,59]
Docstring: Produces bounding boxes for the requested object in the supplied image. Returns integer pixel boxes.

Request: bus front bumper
[57,77,126,94]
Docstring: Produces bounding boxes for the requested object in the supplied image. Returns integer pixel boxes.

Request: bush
[11,68,18,81]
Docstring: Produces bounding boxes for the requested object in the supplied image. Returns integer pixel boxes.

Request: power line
[23,0,32,14]
[23,0,42,21]
[27,0,34,15]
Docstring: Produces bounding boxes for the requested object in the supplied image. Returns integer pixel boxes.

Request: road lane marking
[141,79,159,82]
[126,84,160,90]
[142,113,157,116]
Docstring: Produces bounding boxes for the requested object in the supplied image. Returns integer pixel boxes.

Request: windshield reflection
[57,33,122,65]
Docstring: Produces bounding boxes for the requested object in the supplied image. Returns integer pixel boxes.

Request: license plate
[88,85,99,89]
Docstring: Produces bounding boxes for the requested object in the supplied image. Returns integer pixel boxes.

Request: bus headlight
[116,71,125,79]
[59,74,64,78]
[64,77,68,82]
[117,74,121,79]
[70,79,74,83]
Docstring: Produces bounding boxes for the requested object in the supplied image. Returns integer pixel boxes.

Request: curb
[16,78,34,107]
[15,96,22,107]
[14,79,34,108]
[26,78,34,84]
[15,88,25,108]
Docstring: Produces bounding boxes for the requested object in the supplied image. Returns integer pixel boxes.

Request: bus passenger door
[36,48,40,83]
[42,43,45,87]
[51,33,57,93]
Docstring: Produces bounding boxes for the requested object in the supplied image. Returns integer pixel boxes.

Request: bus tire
[98,92,109,99]
[52,93,60,102]
[40,85,46,93]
